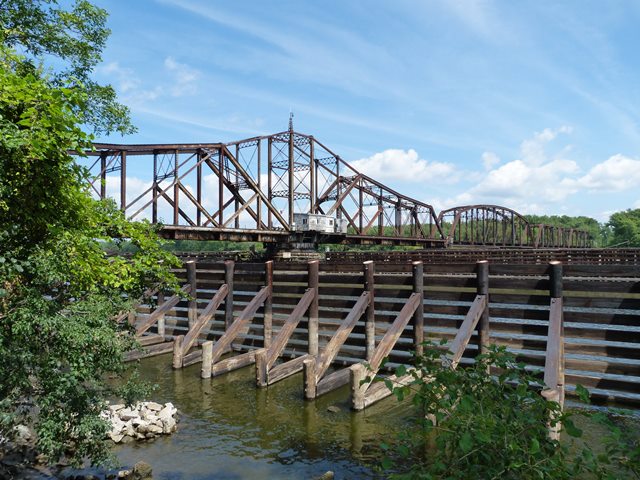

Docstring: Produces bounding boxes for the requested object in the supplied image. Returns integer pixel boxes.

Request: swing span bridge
[82,127,593,248]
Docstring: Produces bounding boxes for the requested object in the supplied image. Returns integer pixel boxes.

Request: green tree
[0,1,179,467]
[0,0,135,136]
[607,209,640,247]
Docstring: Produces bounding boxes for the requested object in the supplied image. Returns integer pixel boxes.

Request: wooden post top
[549,261,563,298]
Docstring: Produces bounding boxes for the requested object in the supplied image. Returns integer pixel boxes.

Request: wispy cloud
[441,0,503,40]
[134,106,268,138]
[164,56,200,96]
[158,0,404,99]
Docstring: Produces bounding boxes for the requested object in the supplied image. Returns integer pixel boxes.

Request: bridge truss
[81,129,592,248]
[83,128,444,246]
[438,205,592,248]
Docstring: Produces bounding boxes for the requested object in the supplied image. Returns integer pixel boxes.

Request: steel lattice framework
[438,205,591,248]
[81,128,593,248]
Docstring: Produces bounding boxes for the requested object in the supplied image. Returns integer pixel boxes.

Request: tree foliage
[379,343,639,479]
[606,209,640,247]
[0,0,135,136]
[0,0,179,467]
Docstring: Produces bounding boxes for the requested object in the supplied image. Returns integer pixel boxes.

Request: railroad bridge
[82,126,592,248]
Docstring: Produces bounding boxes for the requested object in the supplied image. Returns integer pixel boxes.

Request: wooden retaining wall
[325,248,640,265]
[135,260,640,406]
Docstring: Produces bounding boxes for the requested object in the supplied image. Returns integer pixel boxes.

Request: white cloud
[436,127,581,213]
[101,62,139,93]
[100,62,164,103]
[566,154,640,191]
[164,56,200,97]
[481,151,500,170]
[350,149,458,183]
[519,126,572,166]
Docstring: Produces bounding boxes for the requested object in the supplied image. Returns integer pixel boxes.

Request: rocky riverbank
[101,402,178,443]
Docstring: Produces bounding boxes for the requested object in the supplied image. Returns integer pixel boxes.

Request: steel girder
[438,205,592,248]
[80,133,592,248]
[82,130,444,245]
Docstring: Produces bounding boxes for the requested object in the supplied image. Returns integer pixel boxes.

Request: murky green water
[108,353,408,479]
[57,351,640,480]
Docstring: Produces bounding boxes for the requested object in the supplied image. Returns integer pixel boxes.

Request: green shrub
[378,342,639,479]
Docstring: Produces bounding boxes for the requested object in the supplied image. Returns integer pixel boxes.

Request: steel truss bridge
[82,127,592,248]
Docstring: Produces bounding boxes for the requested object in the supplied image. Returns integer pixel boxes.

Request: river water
[108,352,406,479]
[46,347,640,480]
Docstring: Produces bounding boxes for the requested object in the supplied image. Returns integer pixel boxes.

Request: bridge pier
[265,233,325,262]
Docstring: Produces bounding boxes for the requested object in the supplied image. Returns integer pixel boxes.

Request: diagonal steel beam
[223,192,259,228]
[221,145,289,229]
[203,157,264,229]
[324,175,362,216]
[177,182,219,227]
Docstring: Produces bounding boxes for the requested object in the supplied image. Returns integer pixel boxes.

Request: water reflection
[111,353,403,479]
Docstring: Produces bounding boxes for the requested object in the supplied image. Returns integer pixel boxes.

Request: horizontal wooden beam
[211,350,257,377]
[267,354,310,385]
[316,367,351,397]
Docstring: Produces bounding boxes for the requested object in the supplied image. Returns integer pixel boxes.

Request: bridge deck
[160,225,446,247]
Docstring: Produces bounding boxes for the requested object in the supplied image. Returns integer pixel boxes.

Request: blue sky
[91,0,640,221]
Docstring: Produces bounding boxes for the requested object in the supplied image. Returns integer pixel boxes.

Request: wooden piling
[477,260,490,355]
[550,261,563,299]
[541,388,561,439]
[264,261,273,348]
[186,260,197,329]
[224,260,235,331]
[549,261,565,405]
[363,261,375,361]
[308,260,319,356]
[303,357,317,399]
[412,261,424,357]
[201,340,213,379]
[172,335,184,369]
[156,291,165,337]
[255,348,267,387]
[350,363,367,411]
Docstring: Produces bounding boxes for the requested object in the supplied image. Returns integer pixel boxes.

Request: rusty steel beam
[79,132,593,249]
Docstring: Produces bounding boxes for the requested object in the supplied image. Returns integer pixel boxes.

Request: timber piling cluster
[125,258,640,416]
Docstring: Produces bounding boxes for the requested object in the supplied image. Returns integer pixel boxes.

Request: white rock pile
[101,402,178,443]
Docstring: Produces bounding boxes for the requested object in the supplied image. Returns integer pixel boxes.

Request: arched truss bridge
[437,205,592,248]
[80,128,592,248]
